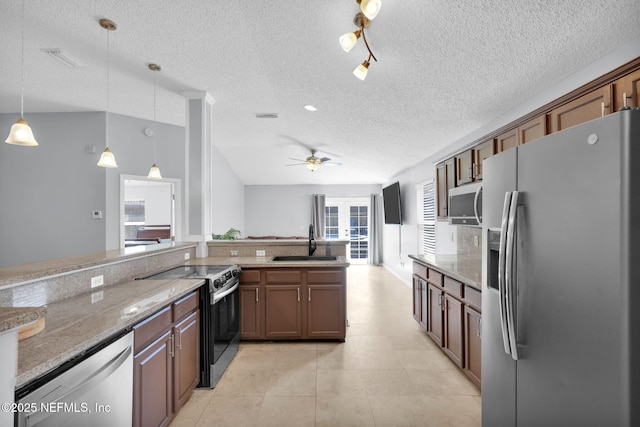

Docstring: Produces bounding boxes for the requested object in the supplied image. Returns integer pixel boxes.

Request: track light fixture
[339,1,380,80]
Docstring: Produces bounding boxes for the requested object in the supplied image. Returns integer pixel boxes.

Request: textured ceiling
[1,0,639,185]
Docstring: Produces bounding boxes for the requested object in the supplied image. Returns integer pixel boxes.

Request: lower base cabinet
[240,267,346,341]
[413,261,482,388]
[133,291,200,427]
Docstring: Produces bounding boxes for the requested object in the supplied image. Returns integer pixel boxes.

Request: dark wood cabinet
[614,69,640,110]
[240,267,346,341]
[519,114,546,145]
[472,139,495,180]
[436,158,455,219]
[412,275,428,331]
[443,294,464,368]
[133,329,173,427]
[455,149,473,186]
[265,285,303,339]
[464,306,482,388]
[173,311,200,410]
[240,269,263,339]
[548,85,613,132]
[426,283,444,347]
[133,290,200,427]
[496,127,519,153]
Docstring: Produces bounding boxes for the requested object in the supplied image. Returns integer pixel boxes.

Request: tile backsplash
[457,226,482,258]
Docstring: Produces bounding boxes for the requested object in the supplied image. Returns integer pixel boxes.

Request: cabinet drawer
[307,269,344,283]
[266,270,302,283]
[240,269,261,283]
[173,290,199,322]
[444,277,463,299]
[413,263,427,280]
[465,286,482,311]
[427,269,443,286]
[133,306,172,352]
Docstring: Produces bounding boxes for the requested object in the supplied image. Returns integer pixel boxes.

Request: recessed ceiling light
[304,105,318,112]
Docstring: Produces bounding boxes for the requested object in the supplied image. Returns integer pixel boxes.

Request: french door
[325,198,369,264]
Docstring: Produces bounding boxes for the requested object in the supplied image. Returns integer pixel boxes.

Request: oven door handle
[213,280,239,303]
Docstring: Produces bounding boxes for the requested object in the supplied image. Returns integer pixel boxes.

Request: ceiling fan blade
[286,162,308,167]
[324,161,342,167]
[288,158,307,162]
[319,157,331,162]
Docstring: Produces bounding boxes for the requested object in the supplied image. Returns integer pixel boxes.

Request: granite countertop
[187,256,350,268]
[16,277,204,388]
[0,242,197,288]
[409,254,482,289]
[0,307,47,334]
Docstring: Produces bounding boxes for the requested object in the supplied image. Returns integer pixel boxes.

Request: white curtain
[368,193,383,264]
[311,194,326,238]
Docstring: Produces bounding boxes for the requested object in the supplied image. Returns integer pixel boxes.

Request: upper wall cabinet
[436,158,455,219]
[614,69,640,110]
[472,139,495,181]
[548,85,613,133]
[455,149,473,186]
[519,114,547,145]
[496,127,519,153]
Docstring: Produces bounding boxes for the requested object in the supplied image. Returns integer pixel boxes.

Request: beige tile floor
[170,265,481,427]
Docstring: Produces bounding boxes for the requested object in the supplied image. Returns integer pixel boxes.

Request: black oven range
[142,264,241,388]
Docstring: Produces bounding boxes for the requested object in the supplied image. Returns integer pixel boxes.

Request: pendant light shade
[339,29,361,53]
[359,0,382,20]
[6,0,38,147]
[147,163,162,178]
[5,118,38,146]
[353,60,370,80]
[98,18,118,168]
[97,147,118,167]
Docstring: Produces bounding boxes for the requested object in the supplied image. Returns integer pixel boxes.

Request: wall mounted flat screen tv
[382,182,403,224]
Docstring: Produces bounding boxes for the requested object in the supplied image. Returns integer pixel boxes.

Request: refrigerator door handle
[506,190,520,360]
[498,192,512,355]
[474,186,482,224]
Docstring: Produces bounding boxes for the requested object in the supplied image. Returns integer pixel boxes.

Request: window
[417,181,436,255]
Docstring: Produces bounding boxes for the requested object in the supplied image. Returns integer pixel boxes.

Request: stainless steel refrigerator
[481,109,640,426]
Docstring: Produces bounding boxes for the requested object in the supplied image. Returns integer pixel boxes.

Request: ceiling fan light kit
[340,0,380,80]
[287,149,340,172]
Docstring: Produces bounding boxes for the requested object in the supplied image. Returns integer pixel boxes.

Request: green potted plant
[212,228,242,240]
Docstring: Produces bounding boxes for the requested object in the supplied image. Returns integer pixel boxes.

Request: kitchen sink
[271,255,338,262]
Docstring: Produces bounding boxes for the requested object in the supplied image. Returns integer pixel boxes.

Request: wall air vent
[255,113,279,119]
[41,48,85,68]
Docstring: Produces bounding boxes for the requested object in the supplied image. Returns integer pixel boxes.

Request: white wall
[124,182,173,225]
[211,144,245,237]
[245,184,381,237]
[381,36,640,286]
[0,112,106,267]
[105,113,185,250]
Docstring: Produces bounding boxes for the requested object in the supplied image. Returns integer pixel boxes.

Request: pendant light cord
[105,28,110,149]
[20,0,25,117]
[153,68,157,163]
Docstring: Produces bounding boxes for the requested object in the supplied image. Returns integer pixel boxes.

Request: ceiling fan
[287,149,341,172]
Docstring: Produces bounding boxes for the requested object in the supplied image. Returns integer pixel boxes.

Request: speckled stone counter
[409,254,482,289]
[16,277,204,388]
[208,239,348,258]
[0,307,47,334]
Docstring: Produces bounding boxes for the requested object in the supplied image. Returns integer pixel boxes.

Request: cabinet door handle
[177,329,182,350]
[297,287,300,302]
[169,334,175,358]
[601,102,610,117]
[255,287,259,302]
[478,317,482,338]
[308,288,311,302]
[623,92,631,108]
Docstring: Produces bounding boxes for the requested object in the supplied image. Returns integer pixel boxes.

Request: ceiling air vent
[255,113,278,119]
[41,48,85,68]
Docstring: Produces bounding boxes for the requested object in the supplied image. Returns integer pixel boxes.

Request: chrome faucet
[308,224,317,256]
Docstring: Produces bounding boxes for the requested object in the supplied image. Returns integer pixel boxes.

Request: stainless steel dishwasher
[15,332,133,427]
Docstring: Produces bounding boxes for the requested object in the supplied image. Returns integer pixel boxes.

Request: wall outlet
[256,250,266,257]
[91,291,104,304]
[184,252,191,260]
[230,250,239,257]
[91,275,104,288]
[91,210,102,219]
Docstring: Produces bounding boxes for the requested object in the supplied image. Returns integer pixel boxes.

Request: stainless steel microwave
[448,182,482,226]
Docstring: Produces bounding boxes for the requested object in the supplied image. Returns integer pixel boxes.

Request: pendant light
[5,0,38,147]
[359,0,382,20]
[339,9,378,81]
[97,18,118,168]
[147,63,162,179]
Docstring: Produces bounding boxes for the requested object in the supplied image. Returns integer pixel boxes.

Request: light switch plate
[184,252,191,260]
[91,275,104,288]
[256,250,266,257]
